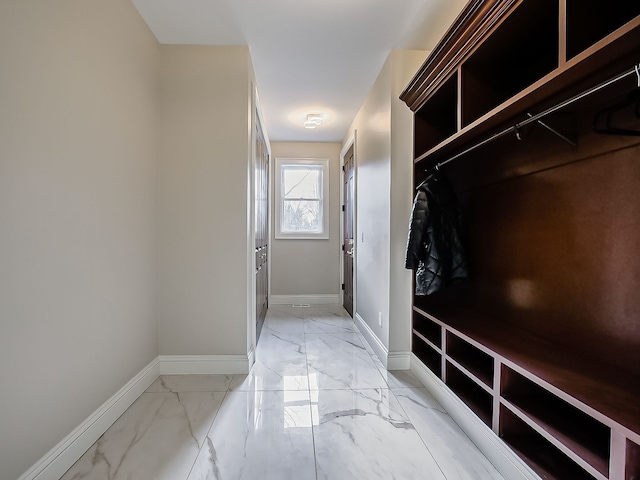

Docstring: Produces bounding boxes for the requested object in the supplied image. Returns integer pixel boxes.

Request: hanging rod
[526,113,576,147]
[433,63,640,171]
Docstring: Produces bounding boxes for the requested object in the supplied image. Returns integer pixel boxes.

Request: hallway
[61,305,504,480]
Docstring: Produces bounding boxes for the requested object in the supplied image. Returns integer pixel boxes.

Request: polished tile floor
[61,304,504,480]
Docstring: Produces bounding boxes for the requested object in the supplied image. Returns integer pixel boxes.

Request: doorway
[342,144,355,316]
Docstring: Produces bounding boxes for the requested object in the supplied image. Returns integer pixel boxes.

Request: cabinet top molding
[401,0,518,112]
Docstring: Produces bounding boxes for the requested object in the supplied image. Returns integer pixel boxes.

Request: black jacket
[405,173,468,295]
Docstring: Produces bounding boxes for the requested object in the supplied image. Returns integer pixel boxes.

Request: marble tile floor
[61,304,505,480]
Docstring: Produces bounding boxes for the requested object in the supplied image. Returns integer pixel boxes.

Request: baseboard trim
[18,358,160,480]
[354,313,389,369]
[387,351,411,370]
[19,352,253,480]
[270,294,339,305]
[247,346,255,369]
[158,354,251,375]
[410,354,541,480]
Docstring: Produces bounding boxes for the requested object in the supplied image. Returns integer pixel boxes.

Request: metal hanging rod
[525,113,576,147]
[433,63,640,171]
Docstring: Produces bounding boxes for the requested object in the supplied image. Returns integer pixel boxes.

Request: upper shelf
[402,0,640,162]
[460,0,558,128]
[565,0,640,60]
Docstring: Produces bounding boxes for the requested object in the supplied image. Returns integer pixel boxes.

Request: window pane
[283,166,321,199]
[282,200,321,232]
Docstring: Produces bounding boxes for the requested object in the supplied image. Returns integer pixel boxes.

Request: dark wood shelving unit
[404,2,640,478]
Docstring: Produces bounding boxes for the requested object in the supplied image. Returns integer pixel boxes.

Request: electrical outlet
[378,312,383,327]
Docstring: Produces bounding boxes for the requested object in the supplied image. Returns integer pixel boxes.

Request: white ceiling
[131,0,467,142]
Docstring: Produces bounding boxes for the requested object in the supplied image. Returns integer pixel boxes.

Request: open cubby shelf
[461,0,558,127]
[412,333,441,379]
[501,365,611,475]
[501,366,610,477]
[565,0,640,60]
[501,406,598,480]
[446,361,493,427]
[413,309,442,348]
[414,72,458,158]
[446,331,493,388]
[627,440,640,480]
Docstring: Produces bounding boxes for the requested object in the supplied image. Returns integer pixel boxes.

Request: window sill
[275,232,329,240]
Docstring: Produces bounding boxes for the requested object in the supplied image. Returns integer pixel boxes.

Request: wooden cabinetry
[402,1,640,479]
[412,305,640,480]
[254,112,269,340]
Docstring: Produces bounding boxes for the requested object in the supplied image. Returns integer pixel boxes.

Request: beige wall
[345,57,393,345]
[270,142,342,297]
[342,50,426,354]
[0,2,160,479]
[389,50,429,354]
[401,0,468,50]
[158,46,252,355]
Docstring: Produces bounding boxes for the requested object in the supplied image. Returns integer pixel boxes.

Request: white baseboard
[19,352,253,480]
[387,351,411,370]
[354,313,389,369]
[159,354,251,375]
[410,354,541,480]
[352,314,410,371]
[18,358,160,480]
[270,294,339,305]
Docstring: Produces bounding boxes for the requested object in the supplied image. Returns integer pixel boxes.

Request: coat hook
[635,64,640,88]
[515,125,522,141]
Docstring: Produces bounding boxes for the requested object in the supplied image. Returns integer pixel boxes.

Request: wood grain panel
[449,126,640,375]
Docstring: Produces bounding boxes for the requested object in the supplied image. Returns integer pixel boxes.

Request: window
[275,158,329,239]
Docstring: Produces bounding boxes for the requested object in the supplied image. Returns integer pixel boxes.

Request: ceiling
[131,0,467,142]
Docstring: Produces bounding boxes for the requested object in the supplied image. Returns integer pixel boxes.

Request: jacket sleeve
[405,189,429,270]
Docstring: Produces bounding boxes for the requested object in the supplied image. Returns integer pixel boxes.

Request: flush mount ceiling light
[304,113,323,129]
[288,108,335,131]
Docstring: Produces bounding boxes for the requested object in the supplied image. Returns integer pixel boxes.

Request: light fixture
[304,113,323,129]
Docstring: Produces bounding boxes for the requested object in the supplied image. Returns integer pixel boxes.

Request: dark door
[255,113,269,340]
[343,146,354,316]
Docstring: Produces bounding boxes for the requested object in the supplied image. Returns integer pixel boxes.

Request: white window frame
[274,157,329,240]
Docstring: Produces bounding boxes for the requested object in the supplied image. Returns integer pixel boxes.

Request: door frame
[340,131,357,316]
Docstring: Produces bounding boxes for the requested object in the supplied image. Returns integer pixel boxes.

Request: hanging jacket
[405,172,468,295]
